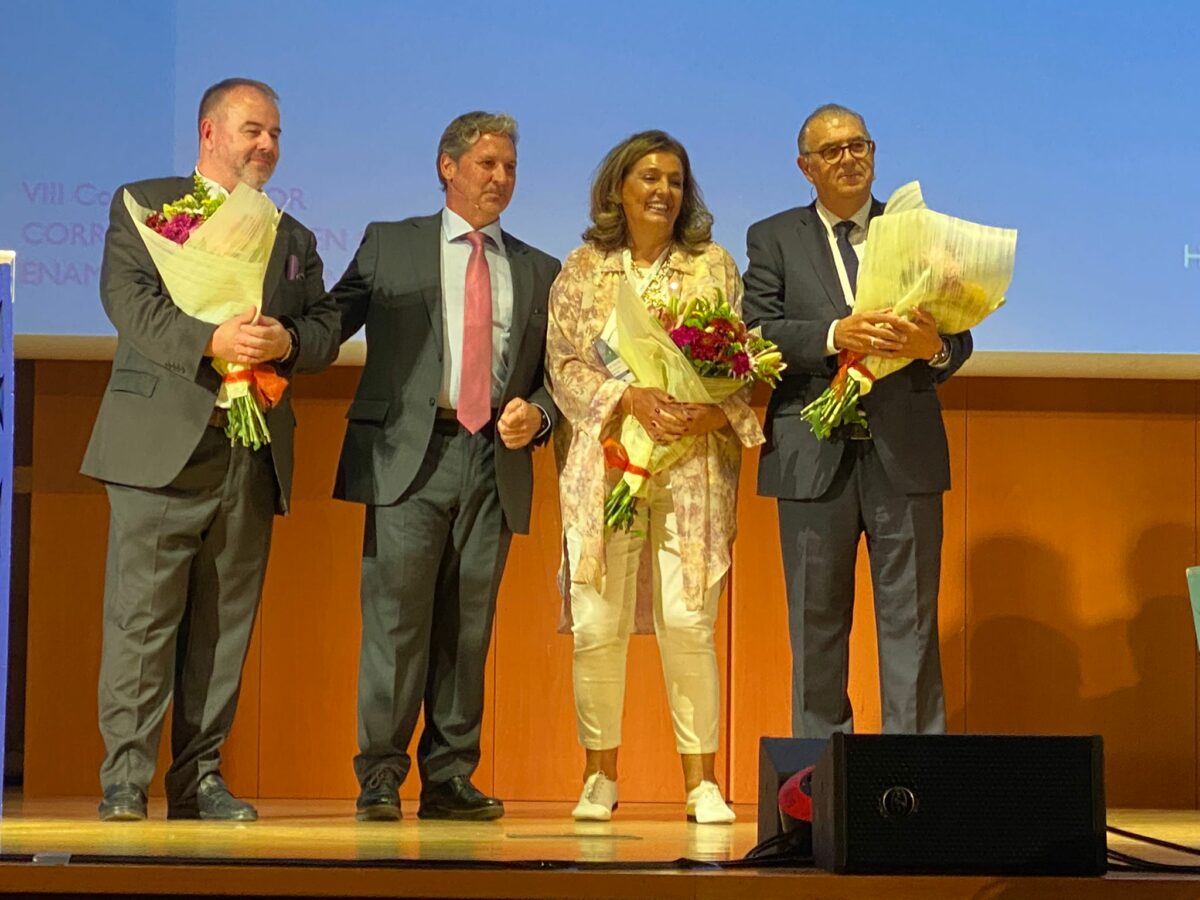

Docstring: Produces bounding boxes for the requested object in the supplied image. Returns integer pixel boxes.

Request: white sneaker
[572,771,618,821]
[686,781,736,824]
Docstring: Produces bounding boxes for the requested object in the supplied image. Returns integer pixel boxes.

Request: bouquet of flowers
[800,182,1017,440]
[144,175,225,244]
[125,175,286,449]
[603,285,783,532]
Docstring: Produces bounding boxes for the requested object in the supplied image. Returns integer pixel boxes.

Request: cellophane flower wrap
[801,182,1017,439]
[604,282,784,532]
[125,177,286,449]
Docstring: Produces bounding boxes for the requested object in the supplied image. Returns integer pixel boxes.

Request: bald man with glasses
[743,104,972,739]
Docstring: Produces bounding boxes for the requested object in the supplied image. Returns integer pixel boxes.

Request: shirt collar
[815,196,873,235]
[442,207,505,251]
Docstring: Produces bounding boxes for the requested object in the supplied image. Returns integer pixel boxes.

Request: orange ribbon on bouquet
[222,364,289,408]
[602,437,652,478]
[830,350,877,398]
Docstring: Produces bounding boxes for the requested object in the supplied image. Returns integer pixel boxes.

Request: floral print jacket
[547,241,764,616]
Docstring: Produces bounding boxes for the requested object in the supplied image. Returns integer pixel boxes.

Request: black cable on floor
[1107,824,1200,858]
[0,853,797,872]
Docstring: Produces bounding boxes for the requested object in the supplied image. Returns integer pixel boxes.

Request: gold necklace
[623,246,673,306]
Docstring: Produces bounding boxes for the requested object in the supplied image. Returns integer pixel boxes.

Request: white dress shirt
[437,207,513,409]
[817,197,872,356]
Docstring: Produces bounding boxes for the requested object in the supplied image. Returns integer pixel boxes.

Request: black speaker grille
[816,734,1105,875]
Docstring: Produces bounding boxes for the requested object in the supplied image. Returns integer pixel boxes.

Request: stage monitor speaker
[757,737,827,851]
[812,733,1106,876]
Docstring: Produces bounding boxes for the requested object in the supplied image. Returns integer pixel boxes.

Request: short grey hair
[797,103,870,153]
[436,111,519,190]
[198,78,279,132]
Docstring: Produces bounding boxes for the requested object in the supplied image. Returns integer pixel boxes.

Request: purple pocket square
[285,254,302,281]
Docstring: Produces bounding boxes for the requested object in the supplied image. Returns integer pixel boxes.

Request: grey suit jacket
[330,214,560,535]
[743,200,972,500]
[81,176,341,513]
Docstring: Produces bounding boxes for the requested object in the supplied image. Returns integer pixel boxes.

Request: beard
[236,154,276,189]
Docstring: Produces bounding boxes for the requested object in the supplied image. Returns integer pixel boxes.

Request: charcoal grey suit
[331,213,559,790]
[82,176,339,806]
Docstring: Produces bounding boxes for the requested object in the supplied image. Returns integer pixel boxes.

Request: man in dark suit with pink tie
[331,112,560,821]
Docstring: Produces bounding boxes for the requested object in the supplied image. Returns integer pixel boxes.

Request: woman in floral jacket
[546,131,763,824]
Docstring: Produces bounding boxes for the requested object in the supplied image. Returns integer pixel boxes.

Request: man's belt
[830,422,872,441]
[434,406,499,433]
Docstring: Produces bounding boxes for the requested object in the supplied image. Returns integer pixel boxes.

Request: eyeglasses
[804,139,875,164]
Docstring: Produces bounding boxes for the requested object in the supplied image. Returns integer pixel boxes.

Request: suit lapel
[158,177,195,205]
[261,217,288,313]
[502,234,532,400]
[795,203,848,315]
[407,215,444,353]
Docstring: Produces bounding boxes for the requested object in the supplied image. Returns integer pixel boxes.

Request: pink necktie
[458,230,493,433]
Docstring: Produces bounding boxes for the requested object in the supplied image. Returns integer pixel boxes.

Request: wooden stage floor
[1,797,1199,898]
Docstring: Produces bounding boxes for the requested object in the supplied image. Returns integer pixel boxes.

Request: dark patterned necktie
[833,219,858,299]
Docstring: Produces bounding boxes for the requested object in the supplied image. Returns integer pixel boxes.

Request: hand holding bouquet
[603,284,783,532]
[125,175,286,449]
[801,181,1017,440]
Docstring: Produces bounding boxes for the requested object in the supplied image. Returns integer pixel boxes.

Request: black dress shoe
[418,775,504,821]
[355,769,401,821]
[169,773,258,821]
[98,783,147,821]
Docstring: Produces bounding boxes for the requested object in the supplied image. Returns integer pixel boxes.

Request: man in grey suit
[331,112,560,821]
[82,78,340,821]
[743,104,972,739]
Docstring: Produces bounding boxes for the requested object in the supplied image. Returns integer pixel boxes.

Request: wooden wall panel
[26,491,115,796]
[254,369,362,801]
[728,444,786,802]
[490,449,576,801]
[20,362,1200,810]
[255,499,363,800]
[963,378,1197,808]
[25,361,108,796]
[938,380,969,734]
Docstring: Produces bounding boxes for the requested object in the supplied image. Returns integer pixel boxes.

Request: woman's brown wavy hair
[582,130,713,253]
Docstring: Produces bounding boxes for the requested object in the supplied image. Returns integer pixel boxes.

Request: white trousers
[567,472,722,755]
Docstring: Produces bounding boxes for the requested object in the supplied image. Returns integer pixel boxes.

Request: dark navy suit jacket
[743,200,972,500]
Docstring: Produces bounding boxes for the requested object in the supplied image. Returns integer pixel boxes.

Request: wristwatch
[535,404,552,439]
[928,337,951,368]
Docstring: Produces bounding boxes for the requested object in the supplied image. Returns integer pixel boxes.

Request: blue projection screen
[1,1,1198,355]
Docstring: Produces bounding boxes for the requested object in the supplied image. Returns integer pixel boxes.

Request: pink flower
[732,352,751,376]
[155,212,204,245]
[671,325,701,348]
